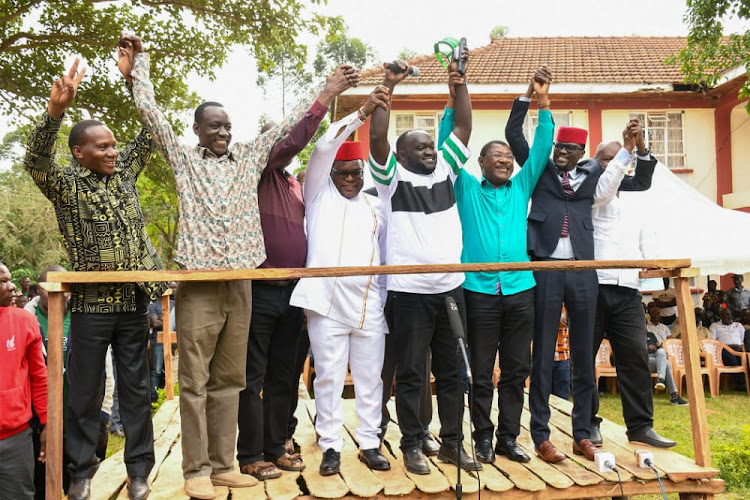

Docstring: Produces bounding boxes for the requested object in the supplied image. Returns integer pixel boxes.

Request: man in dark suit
[506,97,642,462]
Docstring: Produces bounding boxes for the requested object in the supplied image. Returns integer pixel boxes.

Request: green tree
[669,0,750,112]
[313,19,379,75]
[257,45,314,118]
[398,48,419,61]
[490,25,510,39]
[0,0,332,138]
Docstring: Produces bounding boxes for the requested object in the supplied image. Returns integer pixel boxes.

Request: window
[629,112,685,169]
[523,111,572,144]
[394,113,440,143]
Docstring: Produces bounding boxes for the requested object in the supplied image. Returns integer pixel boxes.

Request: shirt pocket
[0,385,30,431]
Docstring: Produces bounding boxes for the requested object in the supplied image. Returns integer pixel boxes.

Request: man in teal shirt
[447,67,553,464]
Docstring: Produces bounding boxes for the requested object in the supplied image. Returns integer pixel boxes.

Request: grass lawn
[597,388,750,499]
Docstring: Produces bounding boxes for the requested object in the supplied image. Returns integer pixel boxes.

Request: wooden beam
[639,268,701,279]
[45,291,65,500]
[156,332,177,344]
[161,294,174,401]
[44,259,691,285]
[38,281,69,292]
[674,277,712,467]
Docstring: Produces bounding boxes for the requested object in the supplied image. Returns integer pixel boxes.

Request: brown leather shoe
[572,439,598,461]
[535,440,565,463]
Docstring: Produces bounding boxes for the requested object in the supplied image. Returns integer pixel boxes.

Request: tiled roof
[359,37,695,85]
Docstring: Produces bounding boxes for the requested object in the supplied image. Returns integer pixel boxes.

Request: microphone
[386,62,420,77]
[455,37,467,76]
[445,296,472,385]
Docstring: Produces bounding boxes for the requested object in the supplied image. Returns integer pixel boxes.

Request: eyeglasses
[483,152,514,161]
[330,167,364,179]
[554,142,584,152]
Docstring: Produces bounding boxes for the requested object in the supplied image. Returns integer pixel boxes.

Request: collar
[71,159,119,180]
[196,145,235,161]
[481,177,511,189]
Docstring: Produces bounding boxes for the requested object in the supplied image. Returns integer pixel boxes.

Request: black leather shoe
[68,478,91,500]
[475,439,495,463]
[403,448,430,475]
[319,448,341,476]
[495,438,530,463]
[589,424,603,446]
[437,444,483,471]
[359,448,391,471]
[628,428,676,448]
[421,435,440,456]
[127,476,150,500]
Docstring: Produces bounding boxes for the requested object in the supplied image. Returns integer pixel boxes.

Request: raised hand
[448,44,470,76]
[635,126,648,154]
[622,118,642,152]
[47,59,86,118]
[361,85,389,118]
[319,64,360,107]
[533,65,552,96]
[382,59,410,86]
[117,33,144,84]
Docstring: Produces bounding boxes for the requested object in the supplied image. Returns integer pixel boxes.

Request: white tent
[619,163,750,276]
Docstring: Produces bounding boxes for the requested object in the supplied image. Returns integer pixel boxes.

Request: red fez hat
[334,141,364,161]
[556,127,588,145]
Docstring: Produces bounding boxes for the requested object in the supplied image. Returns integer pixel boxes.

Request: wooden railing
[40,258,709,500]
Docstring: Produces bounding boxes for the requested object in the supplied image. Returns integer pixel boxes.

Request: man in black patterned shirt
[24,59,166,500]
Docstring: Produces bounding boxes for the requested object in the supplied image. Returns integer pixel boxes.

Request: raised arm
[24,59,86,198]
[618,128,657,192]
[437,75,456,149]
[266,65,359,170]
[304,86,389,202]
[450,44,471,147]
[126,36,188,173]
[505,66,551,166]
[515,71,553,196]
[593,119,640,207]
[369,60,412,165]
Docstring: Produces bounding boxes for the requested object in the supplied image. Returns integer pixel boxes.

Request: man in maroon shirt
[237,67,360,481]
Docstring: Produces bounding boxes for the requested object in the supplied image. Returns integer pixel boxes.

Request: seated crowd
[2,31,749,500]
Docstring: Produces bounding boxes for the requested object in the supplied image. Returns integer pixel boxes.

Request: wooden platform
[92,383,724,500]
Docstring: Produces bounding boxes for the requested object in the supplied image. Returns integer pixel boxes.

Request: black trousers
[286,327,310,440]
[529,268,597,446]
[466,288,534,442]
[592,285,654,436]
[390,287,465,451]
[380,333,433,439]
[67,308,154,479]
[237,282,303,464]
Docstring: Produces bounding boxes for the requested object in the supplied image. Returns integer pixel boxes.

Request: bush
[715,425,750,491]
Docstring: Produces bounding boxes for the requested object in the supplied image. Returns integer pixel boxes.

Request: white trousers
[307,311,385,452]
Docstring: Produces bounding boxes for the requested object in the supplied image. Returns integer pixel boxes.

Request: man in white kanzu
[290,87,391,476]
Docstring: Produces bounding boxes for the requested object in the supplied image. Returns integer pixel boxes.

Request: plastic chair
[700,339,750,396]
[595,339,618,395]
[662,339,716,397]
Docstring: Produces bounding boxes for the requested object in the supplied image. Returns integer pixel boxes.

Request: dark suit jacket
[505,98,656,260]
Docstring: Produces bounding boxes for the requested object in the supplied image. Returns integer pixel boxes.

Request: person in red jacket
[0,262,48,500]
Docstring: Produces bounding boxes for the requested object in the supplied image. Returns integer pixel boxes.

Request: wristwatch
[636,147,650,156]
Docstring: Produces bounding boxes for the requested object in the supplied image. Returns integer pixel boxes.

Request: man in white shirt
[588,138,679,447]
[290,87,391,476]
[710,308,746,366]
[368,52,481,475]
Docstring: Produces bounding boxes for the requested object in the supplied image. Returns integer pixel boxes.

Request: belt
[259,279,299,287]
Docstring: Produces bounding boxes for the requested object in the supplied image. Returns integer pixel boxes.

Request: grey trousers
[0,428,35,500]
[177,280,252,479]
[649,348,678,394]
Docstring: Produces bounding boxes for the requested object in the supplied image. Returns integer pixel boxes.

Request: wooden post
[45,291,65,500]
[674,276,711,467]
[160,291,174,400]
